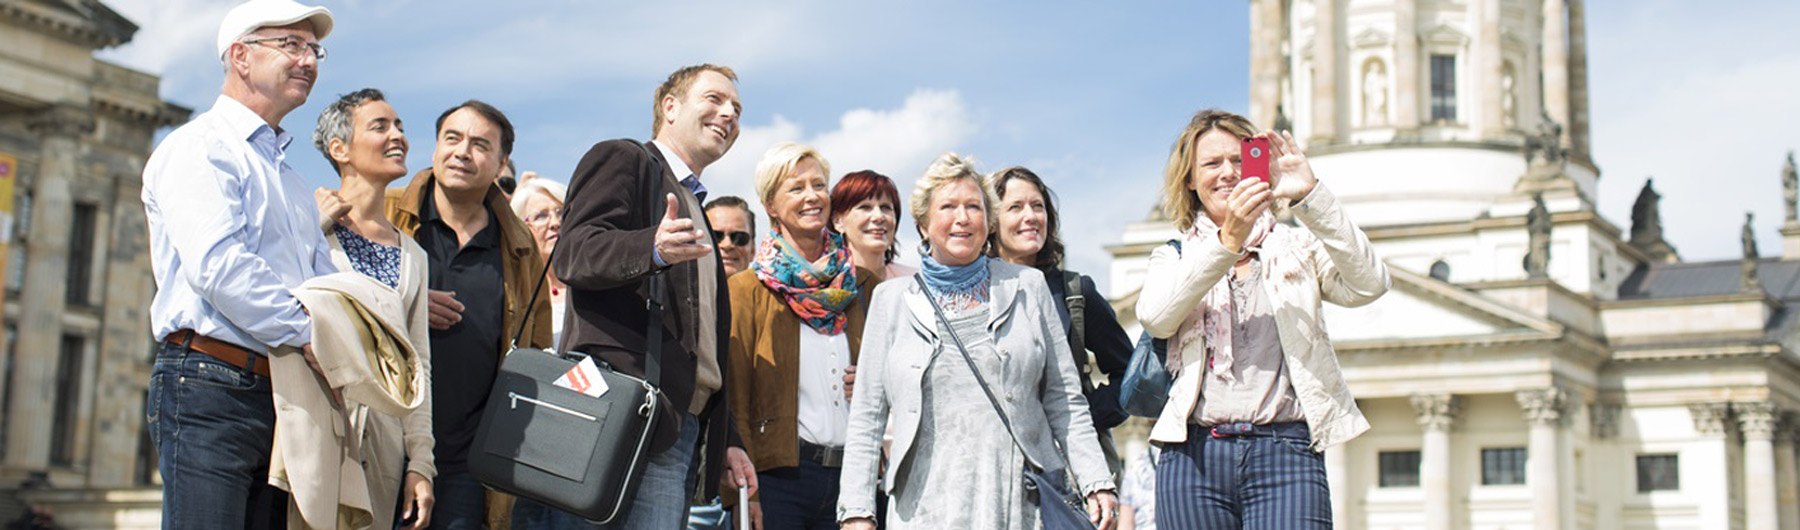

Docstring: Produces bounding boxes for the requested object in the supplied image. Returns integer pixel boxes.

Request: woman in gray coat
[836,153,1118,530]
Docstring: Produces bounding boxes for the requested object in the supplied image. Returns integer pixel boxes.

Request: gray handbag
[913,275,1099,530]
[468,141,668,524]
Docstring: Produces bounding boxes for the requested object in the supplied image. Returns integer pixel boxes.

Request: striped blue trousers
[1155,422,1332,529]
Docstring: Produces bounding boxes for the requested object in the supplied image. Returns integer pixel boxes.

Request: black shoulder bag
[912,275,1099,530]
[469,141,668,524]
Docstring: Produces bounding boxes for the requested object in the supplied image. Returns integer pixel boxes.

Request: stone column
[1249,0,1286,130]
[1518,387,1570,530]
[1774,419,1799,530]
[1392,0,1420,131]
[1540,0,1570,144]
[1479,0,1506,137]
[1310,0,1340,144]
[1413,393,1460,530]
[4,104,91,470]
[87,173,155,486]
[1565,0,1592,161]
[1739,402,1780,530]
[1325,442,1350,530]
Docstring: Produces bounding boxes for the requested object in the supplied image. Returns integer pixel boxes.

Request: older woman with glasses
[838,153,1118,530]
[509,175,568,345]
[726,143,878,530]
[310,87,435,530]
[1137,109,1388,529]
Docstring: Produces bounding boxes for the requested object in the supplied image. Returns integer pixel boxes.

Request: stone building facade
[1106,0,1800,529]
[0,1,186,528]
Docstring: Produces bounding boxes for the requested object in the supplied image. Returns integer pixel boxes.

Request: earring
[918,240,931,256]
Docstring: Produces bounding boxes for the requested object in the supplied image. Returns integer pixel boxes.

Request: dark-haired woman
[986,166,1133,478]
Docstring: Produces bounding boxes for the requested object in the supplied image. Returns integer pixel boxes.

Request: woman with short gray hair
[312,87,438,530]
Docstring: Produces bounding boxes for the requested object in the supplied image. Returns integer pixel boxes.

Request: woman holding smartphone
[1136,109,1389,529]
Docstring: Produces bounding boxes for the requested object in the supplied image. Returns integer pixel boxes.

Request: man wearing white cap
[140,0,336,528]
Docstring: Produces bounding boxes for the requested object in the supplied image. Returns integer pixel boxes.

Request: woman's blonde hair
[752,141,831,219]
[1161,109,1259,232]
[909,152,998,239]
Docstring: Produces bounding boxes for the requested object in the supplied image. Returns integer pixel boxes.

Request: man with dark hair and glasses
[141,0,336,527]
[704,195,757,276]
[385,99,553,529]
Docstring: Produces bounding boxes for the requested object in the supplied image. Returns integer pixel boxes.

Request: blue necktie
[681,175,708,204]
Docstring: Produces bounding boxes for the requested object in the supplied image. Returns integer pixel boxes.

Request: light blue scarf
[919,254,990,309]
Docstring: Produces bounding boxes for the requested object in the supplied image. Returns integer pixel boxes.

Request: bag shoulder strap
[635,140,667,388]
[913,275,1064,474]
[1060,270,1092,390]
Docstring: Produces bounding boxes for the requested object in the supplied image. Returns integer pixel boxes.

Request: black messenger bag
[469,141,670,524]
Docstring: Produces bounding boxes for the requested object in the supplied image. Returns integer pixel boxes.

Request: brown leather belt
[164,329,271,378]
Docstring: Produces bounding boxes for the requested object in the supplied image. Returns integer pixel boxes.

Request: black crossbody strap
[511,234,554,351]
[913,275,1066,474]
[634,141,666,388]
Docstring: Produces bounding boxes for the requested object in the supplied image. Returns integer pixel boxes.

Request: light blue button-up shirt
[142,95,336,354]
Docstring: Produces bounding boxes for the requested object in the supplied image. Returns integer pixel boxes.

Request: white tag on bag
[553,356,609,398]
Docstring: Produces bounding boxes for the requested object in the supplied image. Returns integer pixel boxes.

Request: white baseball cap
[216,0,335,60]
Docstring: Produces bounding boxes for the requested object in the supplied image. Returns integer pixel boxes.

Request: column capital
[28,104,95,138]
[1736,402,1781,440]
[1516,387,1569,426]
[1590,402,1621,439]
[1411,393,1461,431]
[1689,402,1734,436]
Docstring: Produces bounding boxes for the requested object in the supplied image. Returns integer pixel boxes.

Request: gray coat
[836,261,1116,522]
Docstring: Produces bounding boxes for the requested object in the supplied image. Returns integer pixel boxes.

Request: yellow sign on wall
[0,152,13,315]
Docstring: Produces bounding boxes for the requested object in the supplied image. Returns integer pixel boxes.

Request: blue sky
[103,1,1800,294]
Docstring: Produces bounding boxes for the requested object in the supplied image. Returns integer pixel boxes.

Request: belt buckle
[1209,422,1254,438]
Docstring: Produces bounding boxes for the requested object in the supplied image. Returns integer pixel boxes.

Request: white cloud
[97,0,235,95]
[702,90,978,262]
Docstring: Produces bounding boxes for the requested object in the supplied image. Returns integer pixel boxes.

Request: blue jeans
[148,341,287,530]
[756,459,840,530]
[1155,422,1331,529]
[512,413,700,529]
[686,499,728,530]
[430,470,488,530]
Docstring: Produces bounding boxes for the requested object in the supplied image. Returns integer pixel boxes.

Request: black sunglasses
[711,230,751,246]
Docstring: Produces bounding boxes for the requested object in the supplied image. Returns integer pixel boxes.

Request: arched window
[1429,259,1451,281]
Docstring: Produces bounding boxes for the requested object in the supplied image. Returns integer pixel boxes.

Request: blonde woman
[1136,109,1388,529]
[727,142,877,530]
[838,153,1118,530]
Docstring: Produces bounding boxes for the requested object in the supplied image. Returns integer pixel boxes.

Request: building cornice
[0,1,136,49]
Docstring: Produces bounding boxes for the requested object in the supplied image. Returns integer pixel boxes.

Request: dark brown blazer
[553,139,739,498]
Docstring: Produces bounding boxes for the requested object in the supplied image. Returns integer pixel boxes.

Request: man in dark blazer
[515,64,756,529]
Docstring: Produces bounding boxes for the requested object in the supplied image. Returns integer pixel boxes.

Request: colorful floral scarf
[752,228,861,335]
[919,253,991,311]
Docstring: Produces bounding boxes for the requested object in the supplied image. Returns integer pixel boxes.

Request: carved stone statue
[1524,193,1551,279]
[1629,179,1663,245]
[1362,60,1388,127]
[1274,103,1292,133]
[1783,151,1797,223]
[1743,211,1761,291]
[1523,111,1567,167]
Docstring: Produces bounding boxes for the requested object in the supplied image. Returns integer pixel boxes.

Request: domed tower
[1254,0,1596,223]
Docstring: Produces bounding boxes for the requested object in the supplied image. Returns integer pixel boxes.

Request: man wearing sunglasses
[140,0,335,527]
[704,196,758,276]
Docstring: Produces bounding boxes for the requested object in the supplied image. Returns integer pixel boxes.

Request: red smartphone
[1241,137,1271,184]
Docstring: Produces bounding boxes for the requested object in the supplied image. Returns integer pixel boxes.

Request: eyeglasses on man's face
[242,36,326,61]
[712,230,751,247]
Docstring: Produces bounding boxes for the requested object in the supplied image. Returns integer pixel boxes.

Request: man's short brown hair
[651,64,738,137]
